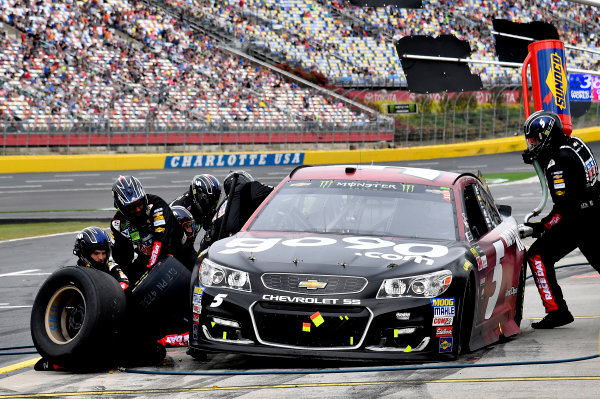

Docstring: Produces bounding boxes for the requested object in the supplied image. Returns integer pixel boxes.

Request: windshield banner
[165,152,304,168]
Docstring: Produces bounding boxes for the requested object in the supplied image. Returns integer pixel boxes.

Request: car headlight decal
[377,270,452,298]
[200,258,252,292]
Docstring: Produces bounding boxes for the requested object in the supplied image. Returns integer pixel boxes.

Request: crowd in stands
[0,0,371,131]
[0,0,598,132]
[180,0,599,86]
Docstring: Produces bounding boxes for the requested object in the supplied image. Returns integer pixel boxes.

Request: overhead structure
[395,35,483,93]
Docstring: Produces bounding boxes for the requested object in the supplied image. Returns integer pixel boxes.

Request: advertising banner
[164,152,304,169]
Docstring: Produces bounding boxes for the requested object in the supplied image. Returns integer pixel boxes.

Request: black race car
[189,165,527,360]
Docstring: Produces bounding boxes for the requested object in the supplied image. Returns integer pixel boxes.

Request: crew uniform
[170,174,221,232]
[74,226,130,290]
[523,110,600,328]
[199,171,273,251]
[111,177,186,286]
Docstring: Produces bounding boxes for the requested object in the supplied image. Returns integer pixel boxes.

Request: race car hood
[207,231,467,277]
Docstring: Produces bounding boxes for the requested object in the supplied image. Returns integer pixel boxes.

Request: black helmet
[190,174,221,217]
[112,175,147,219]
[171,205,198,239]
[523,110,564,160]
[223,170,253,195]
[73,226,111,269]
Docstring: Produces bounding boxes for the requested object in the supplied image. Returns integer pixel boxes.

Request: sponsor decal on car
[396,312,410,320]
[436,327,453,337]
[219,237,449,266]
[439,337,453,353]
[470,245,487,271]
[193,304,201,314]
[192,323,198,340]
[262,294,360,305]
[505,286,518,297]
[432,316,453,326]
[431,298,455,317]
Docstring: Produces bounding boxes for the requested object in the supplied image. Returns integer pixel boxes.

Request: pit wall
[1,127,599,174]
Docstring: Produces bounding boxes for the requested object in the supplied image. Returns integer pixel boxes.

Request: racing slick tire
[30,266,127,370]
[129,256,191,339]
[454,275,475,357]
[513,260,527,327]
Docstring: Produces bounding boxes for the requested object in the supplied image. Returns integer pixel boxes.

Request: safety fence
[2,86,600,155]
[362,86,600,146]
[0,121,394,155]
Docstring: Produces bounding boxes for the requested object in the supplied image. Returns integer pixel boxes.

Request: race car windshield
[249,180,457,240]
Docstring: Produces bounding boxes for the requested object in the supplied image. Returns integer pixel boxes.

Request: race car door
[462,180,520,343]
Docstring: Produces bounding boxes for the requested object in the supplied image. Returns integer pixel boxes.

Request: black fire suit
[527,136,600,313]
[199,181,273,251]
[77,258,130,290]
[111,193,188,286]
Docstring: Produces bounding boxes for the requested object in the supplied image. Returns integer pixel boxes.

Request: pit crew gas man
[522,110,600,329]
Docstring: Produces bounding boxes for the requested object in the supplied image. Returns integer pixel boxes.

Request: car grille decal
[262,273,367,295]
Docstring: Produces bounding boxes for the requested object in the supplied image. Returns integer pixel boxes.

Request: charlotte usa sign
[165,152,305,169]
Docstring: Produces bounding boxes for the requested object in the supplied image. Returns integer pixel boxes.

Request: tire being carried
[129,256,192,339]
[30,266,127,370]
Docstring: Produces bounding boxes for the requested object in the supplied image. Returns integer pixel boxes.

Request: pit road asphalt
[0,149,599,398]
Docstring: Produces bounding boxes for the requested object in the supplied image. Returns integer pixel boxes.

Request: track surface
[1,150,599,398]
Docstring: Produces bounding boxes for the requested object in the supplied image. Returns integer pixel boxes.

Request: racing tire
[30,266,127,370]
[454,275,475,357]
[129,256,191,339]
[513,260,527,327]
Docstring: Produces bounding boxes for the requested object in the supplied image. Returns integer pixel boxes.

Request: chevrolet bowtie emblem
[298,280,327,290]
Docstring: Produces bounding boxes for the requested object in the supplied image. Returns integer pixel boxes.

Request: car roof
[289,165,461,187]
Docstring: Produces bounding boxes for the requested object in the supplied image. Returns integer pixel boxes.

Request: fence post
[465,92,476,142]
[420,95,428,144]
[451,92,463,143]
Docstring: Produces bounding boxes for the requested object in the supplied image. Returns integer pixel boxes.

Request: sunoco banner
[164,152,304,169]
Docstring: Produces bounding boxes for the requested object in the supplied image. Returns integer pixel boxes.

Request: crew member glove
[524,221,545,238]
[522,149,535,165]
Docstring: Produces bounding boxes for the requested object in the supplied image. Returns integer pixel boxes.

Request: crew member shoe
[531,309,574,329]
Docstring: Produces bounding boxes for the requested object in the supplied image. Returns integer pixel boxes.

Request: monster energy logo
[320,180,334,188]
[401,184,414,192]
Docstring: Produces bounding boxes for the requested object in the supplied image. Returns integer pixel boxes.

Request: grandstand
[0,0,598,150]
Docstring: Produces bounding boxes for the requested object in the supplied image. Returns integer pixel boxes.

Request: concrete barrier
[1,127,599,173]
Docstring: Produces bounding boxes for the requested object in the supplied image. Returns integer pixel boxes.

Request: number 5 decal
[485,241,505,319]
[210,293,228,308]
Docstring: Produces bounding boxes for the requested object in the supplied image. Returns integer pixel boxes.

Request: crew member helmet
[223,170,253,195]
[523,110,564,160]
[73,227,111,269]
[190,174,221,217]
[112,175,147,220]
[171,205,198,239]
